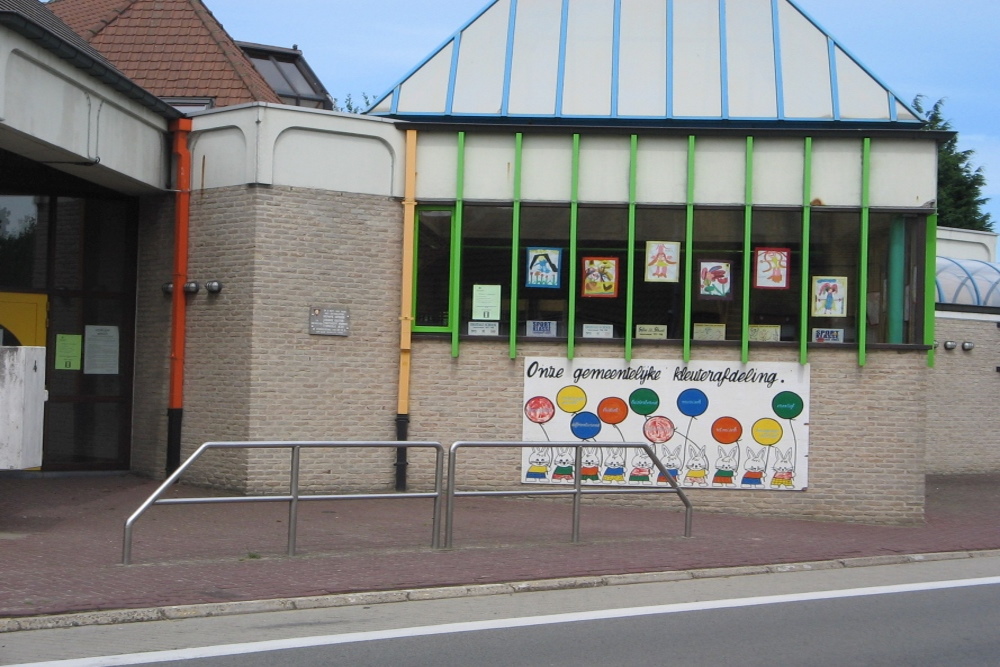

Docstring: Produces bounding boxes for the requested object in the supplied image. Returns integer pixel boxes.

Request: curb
[3,549,997,633]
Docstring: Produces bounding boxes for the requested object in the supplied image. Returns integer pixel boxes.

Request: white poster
[83,325,119,375]
[522,357,809,491]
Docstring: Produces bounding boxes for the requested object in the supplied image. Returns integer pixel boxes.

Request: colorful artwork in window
[812,276,848,317]
[698,261,732,300]
[581,257,619,298]
[526,248,561,288]
[753,247,791,289]
[644,241,680,282]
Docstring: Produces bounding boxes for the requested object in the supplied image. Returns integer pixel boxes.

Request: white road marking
[11,576,1000,666]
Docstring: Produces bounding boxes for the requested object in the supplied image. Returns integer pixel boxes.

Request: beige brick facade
[929,316,1000,473]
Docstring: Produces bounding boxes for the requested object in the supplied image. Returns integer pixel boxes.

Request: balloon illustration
[643,416,675,443]
[570,411,602,440]
[752,418,783,446]
[556,385,588,413]
[711,416,742,444]
[676,388,709,417]
[597,397,628,425]
[524,396,555,424]
[772,391,804,420]
[628,388,660,416]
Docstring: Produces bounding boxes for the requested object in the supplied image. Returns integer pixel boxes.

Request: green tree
[914,96,994,232]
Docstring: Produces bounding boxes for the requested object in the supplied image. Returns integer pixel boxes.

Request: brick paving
[1,473,998,618]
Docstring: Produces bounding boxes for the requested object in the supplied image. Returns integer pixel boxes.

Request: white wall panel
[416,132,459,199]
[635,136,688,204]
[778,1,832,118]
[452,0,509,114]
[578,135,631,202]
[397,43,454,113]
[672,0,722,117]
[521,134,572,201]
[617,0,667,117]
[464,134,516,200]
[693,137,746,204]
[810,139,862,206]
[508,0,562,115]
[726,0,778,119]
[869,139,937,208]
[273,129,396,196]
[562,0,614,116]
[835,49,890,120]
[752,137,804,205]
[190,127,250,190]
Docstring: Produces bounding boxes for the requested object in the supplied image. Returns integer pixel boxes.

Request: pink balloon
[524,396,555,424]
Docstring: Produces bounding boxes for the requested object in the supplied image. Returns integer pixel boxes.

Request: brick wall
[929,316,1000,473]
[409,341,927,524]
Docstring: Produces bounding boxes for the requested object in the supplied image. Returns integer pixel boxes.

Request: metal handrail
[445,441,693,548]
[123,440,445,564]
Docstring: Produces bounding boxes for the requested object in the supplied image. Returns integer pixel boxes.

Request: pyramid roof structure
[368,0,921,126]
[46,0,281,107]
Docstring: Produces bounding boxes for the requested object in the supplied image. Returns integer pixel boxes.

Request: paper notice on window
[84,325,119,375]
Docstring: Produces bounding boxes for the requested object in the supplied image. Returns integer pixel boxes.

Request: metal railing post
[288,445,301,556]
[571,445,582,543]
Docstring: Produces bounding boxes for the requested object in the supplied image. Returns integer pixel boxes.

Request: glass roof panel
[936,257,1000,308]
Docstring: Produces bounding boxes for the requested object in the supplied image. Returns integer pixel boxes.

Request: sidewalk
[1,473,999,625]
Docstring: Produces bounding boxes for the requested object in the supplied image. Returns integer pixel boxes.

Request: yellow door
[0,292,47,346]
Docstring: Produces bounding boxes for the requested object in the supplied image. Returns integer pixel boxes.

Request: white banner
[522,357,809,491]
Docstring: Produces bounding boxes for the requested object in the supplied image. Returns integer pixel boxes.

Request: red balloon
[597,397,629,425]
[524,396,555,424]
[643,416,675,443]
[711,416,743,444]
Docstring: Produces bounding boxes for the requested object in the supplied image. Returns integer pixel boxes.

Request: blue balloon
[676,388,709,417]
[570,411,602,440]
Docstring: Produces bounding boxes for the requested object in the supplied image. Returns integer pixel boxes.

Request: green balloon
[772,391,804,420]
[629,387,660,416]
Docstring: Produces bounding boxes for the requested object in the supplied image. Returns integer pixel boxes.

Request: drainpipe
[166,118,192,474]
[395,129,418,491]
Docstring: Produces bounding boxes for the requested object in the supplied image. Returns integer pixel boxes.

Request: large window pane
[519,206,570,338]
[866,213,926,344]
[691,209,743,341]
[461,205,513,335]
[634,207,686,339]
[576,207,628,338]
[0,196,47,290]
[749,209,802,341]
[414,209,453,329]
[809,210,860,343]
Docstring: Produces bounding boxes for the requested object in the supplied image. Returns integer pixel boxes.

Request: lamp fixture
[943,341,957,350]
[183,281,200,294]
[205,280,224,294]
[961,341,974,351]
[161,282,173,295]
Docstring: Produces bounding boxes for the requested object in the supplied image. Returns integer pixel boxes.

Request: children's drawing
[582,257,619,297]
[812,276,848,317]
[645,241,680,282]
[698,260,731,299]
[526,247,561,288]
[753,247,791,289]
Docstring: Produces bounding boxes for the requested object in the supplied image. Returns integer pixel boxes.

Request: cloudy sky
[205,0,1000,229]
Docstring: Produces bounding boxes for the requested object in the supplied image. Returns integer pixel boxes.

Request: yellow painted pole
[397,130,418,416]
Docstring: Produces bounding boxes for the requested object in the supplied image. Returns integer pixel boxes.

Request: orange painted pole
[394,129,418,490]
[166,118,192,473]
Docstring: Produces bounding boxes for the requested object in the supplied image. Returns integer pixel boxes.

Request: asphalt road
[4,556,999,666]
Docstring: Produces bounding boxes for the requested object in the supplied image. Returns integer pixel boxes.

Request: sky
[204,0,1000,238]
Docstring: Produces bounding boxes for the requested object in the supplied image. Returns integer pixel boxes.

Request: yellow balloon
[752,418,783,446]
[556,385,588,413]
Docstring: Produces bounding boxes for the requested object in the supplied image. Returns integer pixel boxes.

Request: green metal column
[741,136,754,363]
[799,137,813,365]
[683,135,696,363]
[925,213,938,367]
[509,133,524,359]
[857,138,872,366]
[625,134,638,361]
[567,134,581,360]
[450,132,466,358]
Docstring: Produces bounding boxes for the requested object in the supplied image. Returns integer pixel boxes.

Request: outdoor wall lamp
[205,280,224,294]
[183,281,200,294]
[943,341,957,350]
[961,341,975,351]
[161,282,173,295]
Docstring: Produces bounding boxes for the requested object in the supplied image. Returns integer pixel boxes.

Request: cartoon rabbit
[580,447,602,483]
[628,448,654,485]
[551,447,575,483]
[602,447,626,484]
[657,443,682,484]
[770,447,795,489]
[741,447,767,488]
[684,444,709,487]
[525,447,551,482]
[712,445,738,487]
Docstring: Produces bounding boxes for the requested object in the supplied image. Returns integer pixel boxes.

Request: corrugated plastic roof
[368,0,922,126]
[47,0,281,107]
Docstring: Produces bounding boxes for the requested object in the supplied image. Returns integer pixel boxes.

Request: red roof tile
[47,0,281,107]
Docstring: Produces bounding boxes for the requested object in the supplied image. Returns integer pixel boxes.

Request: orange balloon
[597,396,629,425]
[711,416,743,444]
